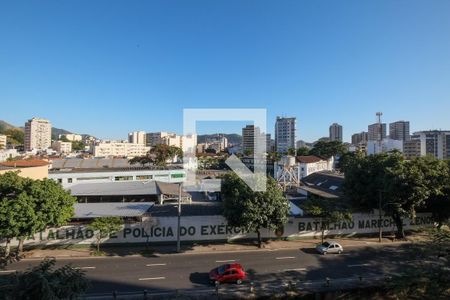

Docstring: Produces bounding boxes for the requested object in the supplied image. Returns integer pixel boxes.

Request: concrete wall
[0,165,48,180]
[10,212,434,246]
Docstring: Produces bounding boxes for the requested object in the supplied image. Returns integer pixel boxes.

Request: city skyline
[2,1,450,141]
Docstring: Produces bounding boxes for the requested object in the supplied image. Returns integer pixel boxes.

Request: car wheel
[338,250,342,254]
[323,251,327,255]
[214,280,220,286]
[236,279,242,285]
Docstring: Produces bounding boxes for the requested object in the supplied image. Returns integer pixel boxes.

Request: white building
[411,130,450,159]
[329,123,343,142]
[367,139,403,155]
[0,149,19,162]
[181,134,198,170]
[275,155,334,182]
[52,141,72,154]
[24,117,52,151]
[92,141,150,158]
[128,131,146,144]
[275,117,296,153]
[0,134,6,149]
[60,133,82,142]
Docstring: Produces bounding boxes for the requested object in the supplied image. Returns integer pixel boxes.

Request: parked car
[209,263,246,284]
[315,241,343,255]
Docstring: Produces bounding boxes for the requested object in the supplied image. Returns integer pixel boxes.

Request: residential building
[275,117,296,153]
[329,123,343,142]
[146,132,177,146]
[368,123,386,141]
[92,141,150,158]
[389,121,410,141]
[24,117,52,151]
[367,139,403,155]
[351,132,368,145]
[411,130,450,159]
[0,134,6,149]
[242,125,260,153]
[52,141,72,154]
[60,133,82,142]
[403,139,421,159]
[128,131,146,144]
[0,159,49,179]
[0,149,19,162]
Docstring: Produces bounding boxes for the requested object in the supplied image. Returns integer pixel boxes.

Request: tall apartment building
[351,132,368,145]
[389,121,410,141]
[146,132,178,147]
[242,125,260,153]
[128,131,146,144]
[403,139,421,159]
[24,117,52,151]
[93,141,150,158]
[368,123,386,141]
[329,123,343,142]
[275,117,296,153]
[0,134,6,149]
[411,130,450,159]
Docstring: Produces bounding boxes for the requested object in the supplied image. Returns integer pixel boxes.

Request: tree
[129,155,153,166]
[310,141,347,159]
[0,172,76,257]
[88,217,123,252]
[287,148,296,156]
[0,258,90,299]
[267,151,281,162]
[149,144,182,167]
[4,129,24,146]
[59,135,70,142]
[296,147,310,156]
[221,173,290,248]
[344,152,448,239]
[302,196,352,243]
[71,140,85,151]
[425,160,450,228]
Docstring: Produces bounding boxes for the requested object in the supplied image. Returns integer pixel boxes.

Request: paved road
[1,243,421,295]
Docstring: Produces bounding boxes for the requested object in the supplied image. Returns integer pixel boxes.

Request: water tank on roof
[281,155,296,166]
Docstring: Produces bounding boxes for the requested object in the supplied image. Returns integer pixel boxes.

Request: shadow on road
[189,272,210,286]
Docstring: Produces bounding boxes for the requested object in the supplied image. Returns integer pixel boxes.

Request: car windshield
[322,242,330,247]
[217,264,229,275]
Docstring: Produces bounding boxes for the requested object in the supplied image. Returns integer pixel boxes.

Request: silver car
[315,241,343,255]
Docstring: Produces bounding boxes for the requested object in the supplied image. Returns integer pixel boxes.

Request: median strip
[138,277,165,281]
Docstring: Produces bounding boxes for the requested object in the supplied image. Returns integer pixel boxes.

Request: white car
[315,241,343,255]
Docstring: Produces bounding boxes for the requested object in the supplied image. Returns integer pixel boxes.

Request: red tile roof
[0,159,49,168]
[296,155,324,164]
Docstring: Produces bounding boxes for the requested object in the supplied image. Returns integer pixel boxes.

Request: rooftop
[0,159,49,168]
[296,155,325,164]
[300,171,344,199]
[50,158,183,171]
[74,202,154,219]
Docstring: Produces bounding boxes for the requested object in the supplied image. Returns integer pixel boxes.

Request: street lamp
[176,182,183,253]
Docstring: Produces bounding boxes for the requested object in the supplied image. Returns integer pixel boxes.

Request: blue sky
[1,1,450,142]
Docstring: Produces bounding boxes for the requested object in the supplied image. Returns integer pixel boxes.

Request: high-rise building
[411,130,450,159]
[24,117,52,151]
[93,141,150,157]
[242,125,260,154]
[275,117,296,153]
[368,123,387,141]
[128,131,146,144]
[329,123,343,142]
[146,132,180,147]
[351,132,368,145]
[389,121,410,141]
[403,139,421,159]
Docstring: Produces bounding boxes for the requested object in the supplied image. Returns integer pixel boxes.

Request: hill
[0,120,18,133]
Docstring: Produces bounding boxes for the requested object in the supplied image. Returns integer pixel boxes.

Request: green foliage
[0,258,90,299]
[267,152,281,162]
[221,173,290,247]
[0,172,76,257]
[343,153,449,238]
[88,217,123,251]
[3,129,24,146]
[310,141,347,159]
[287,148,296,156]
[71,140,85,151]
[296,147,310,156]
[130,144,182,167]
[425,159,450,228]
[303,196,352,243]
[59,135,70,142]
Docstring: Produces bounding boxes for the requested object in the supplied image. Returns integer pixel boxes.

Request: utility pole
[176,182,182,253]
[378,190,383,243]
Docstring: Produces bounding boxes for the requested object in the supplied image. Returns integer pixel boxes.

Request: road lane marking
[348,264,371,267]
[215,260,236,263]
[138,277,165,281]
[0,270,16,273]
[146,263,167,267]
[284,268,307,272]
[275,256,296,260]
[73,266,96,270]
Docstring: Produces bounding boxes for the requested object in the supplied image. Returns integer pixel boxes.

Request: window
[77,176,109,181]
[68,178,72,183]
[115,176,133,181]
[171,173,185,178]
[57,179,62,183]
[136,175,152,180]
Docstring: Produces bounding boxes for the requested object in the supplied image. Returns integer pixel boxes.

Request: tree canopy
[88,216,123,252]
[221,173,290,247]
[309,141,347,159]
[129,144,182,167]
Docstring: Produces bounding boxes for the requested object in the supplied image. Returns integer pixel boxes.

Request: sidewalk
[23,233,427,259]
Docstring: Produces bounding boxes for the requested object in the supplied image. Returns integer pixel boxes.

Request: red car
[209,263,246,285]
